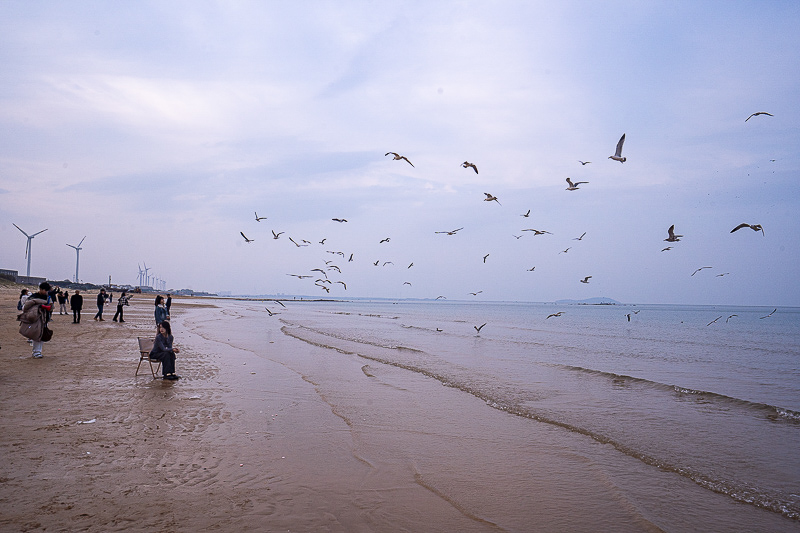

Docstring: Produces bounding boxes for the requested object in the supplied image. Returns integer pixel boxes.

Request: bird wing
[385,152,399,157]
[566,178,575,187]
[402,157,414,167]
[730,223,749,233]
[615,134,626,157]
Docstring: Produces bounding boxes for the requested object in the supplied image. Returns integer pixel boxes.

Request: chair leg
[149,360,161,379]
[136,357,144,376]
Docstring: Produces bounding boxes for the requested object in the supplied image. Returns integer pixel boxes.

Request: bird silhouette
[759,309,777,319]
[691,266,712,276]
[566,177,588,190]
[661,247,672,252]
[385,152,414,167]
[435,228,464,235]
[664,225,682,242]
[272,230,284,239]
[580,276,592,283]
[521,209,531,218]
[287,274,313,279]
[380,238,390,243]
[731,223,764,236]
[527,267,536,271]
[560,247,571,254]
[706,316,723,326]
[240,232,254,243]
[726,314,738,323]
[578,160,591,165]
[522,229,552,235]
[474,323,486,335]
[469,291,483,296]
[745,112,773,122]
[483,254,489,263]
[255,212,267,221]
[332,218,348,223]
[462,161,479,174]
[609,133,626,163]
[546,312,563,319]
[319,238,327,245]
[335,281,347,290]
[289,237,308,247]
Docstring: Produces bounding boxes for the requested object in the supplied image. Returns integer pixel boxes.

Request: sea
[268,298,800,524]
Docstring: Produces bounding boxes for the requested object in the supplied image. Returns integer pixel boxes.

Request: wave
[556,364,800,423]
[281,324,800,520]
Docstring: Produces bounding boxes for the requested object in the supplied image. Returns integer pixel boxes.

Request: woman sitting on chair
[149,320,181,380]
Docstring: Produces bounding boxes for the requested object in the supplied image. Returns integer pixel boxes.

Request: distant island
[554,297,621,305]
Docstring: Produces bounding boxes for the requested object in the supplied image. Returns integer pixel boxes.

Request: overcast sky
[1,1,798,305]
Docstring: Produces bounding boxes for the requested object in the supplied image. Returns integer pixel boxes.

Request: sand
[4,284,789,532]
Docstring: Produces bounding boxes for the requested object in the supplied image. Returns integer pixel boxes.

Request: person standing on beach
[57,290,68,315]
[154,295,168,325]
[17,289,29,311]
[165,293,172,315]
[149,320,180,380]
[70,290,83,323]
[18,282,53,359]
[113,291,130,322]
[94,288,107,321]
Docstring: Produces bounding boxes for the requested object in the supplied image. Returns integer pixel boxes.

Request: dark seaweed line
[556,364,800,422]
[281,324,800,521]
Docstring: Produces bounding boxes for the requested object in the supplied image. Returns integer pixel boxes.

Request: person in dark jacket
[149,320,181,380]
[154,295,168,325]
[70,290,84,323]
[113,291,130,322]
[94,289,107,321]
[18,282,52,358]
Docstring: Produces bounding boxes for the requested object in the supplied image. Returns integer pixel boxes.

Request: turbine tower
[66,236,86,283]
[143,262,151,287]
[137,264,144,287]
[13,223,48,279]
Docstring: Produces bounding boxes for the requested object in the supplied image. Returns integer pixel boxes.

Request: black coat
[70,294,83,311]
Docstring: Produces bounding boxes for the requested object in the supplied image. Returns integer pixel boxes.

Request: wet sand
[0,286,793,532]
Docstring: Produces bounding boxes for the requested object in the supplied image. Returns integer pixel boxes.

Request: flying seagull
[527,267,536,271]
[408,262,414,268]
[546,312,563,319]
[474,323,486,335]
[462,161,479,174]
[265,307,280,316]
[664,225,683,242]
[255,212,267,221]
[319,238,326,245]
[380,238,390,243]
[403,281,412,286]
[240,232,254,243]
[484,192,501,205]
[287,274,313,279]
[566,177,588,190]
[559,247,571,254]
[522,229,552,235]
[745,112,773,122]
[435,227,464,235]
[578,160,591,165]
[706,316,723,326]
[385,152,414,167]
[521,209,531,218]
[272,230,284,239]
[661,247,672,252]
[335,281,347,290]
[435,295,446,300]
[580,276,592,284]
[469,291,483,296]
[609,133,626,163]
[483,253,489,263]
[332,218,348,223]
[512,235,523,239]
[573,232,587,241]
[759,308,777,319]
[716,272,730,277]
[691,266,712,276]
[726,314,738,323]
[730,223,764,236]
[289,237,308,247]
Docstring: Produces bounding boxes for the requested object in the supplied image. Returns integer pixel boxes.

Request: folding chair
[135,337,161,378]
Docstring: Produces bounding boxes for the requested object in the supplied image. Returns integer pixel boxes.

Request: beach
[1,285,797,532]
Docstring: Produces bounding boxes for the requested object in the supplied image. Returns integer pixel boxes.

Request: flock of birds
[240,112,774,332]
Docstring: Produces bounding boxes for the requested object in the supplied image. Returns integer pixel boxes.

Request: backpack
[17,299,23,311]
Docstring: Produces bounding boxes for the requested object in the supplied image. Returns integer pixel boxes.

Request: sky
[1,1,798,306]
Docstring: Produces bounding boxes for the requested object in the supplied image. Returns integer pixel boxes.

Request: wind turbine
[137,264,144,286]
[143,263,151,287]
[13,223,48,278]
[66,236,86,283]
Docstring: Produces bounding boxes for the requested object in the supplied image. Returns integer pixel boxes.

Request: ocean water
[274,299,800,523]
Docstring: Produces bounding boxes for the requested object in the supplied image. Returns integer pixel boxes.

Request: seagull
[287,274,313,279]
[580,276,592,283]
[578,160,591,165]
[661,247,672,252]
[289,237,308,247]
[435,228,464,235]
[348,253,354,262]
[566,177,588,190]
[726,314,738,323]
[730,223,764,236]
[559,247,571,254]
[379,238,390,243]
[474,323,486,335]
[385,152,414,167]
[332,218,348,223]
[319,238,327,245]
[327,265,341,273]
[240,232,254,243]
[469,291,483,296]
[265,307,280,316]
[716,272,730,277]
[745,112,773,122]
[626,313,631,322]
[462,161,479,174]
[403,281,412,286]
[522,229,552,235]
[546,312,563,319]
[527,267,536,271]
[759,308,777,319]
[311,268,328,278]
[276,300,286,308]
[408,263,414,268]
[691,266,712,276]
[335,281,347,290]
[373,260,379,266]
[383,261,393,266]
[483,192,501,205]
[664,225,683,242]
[512,235,523,239]
[521,209,531,218]
[706,316,723,326]
[609,133,626,163]
[483,254,489,263]
[272,230,284,239]
[573,232,587,241]
[255,212,267,221]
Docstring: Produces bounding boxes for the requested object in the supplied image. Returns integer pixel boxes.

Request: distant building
[0,269,17,282]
